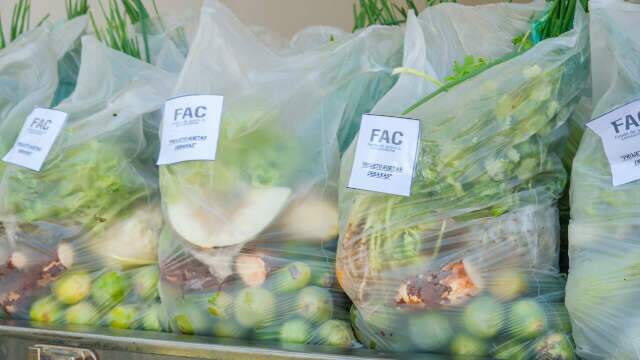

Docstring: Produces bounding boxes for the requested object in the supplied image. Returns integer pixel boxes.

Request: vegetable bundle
[157,0,402,347]
[565,0,640,359]
[337,0,589,358]
[0,36,175,327]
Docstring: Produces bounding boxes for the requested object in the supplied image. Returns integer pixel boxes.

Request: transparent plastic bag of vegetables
[565,1,640,359]
[0,15,87,174]
[0,15,87,280]
[157,0,402,348]
[0,36,175,323]
[337,1,588,358]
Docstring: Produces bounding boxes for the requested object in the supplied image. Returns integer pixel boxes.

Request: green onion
[0,0,49,50]
[66,0,89,20]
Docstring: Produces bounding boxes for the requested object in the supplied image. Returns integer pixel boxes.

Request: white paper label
[347,114,421,197]
[2,108,67,172]
[587,99,640,186]
[157,95,224,166]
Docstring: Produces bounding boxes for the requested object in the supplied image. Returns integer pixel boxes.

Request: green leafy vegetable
[2,141,151,231]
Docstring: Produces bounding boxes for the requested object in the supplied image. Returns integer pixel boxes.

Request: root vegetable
[92,205,162,268]
[235,253,271,287]
[167,187,291,248]
[0,243,76,315]
[395,260,480,309]
[276,196,339,242]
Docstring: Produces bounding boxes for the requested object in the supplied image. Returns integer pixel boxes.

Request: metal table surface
[0,321,454,360]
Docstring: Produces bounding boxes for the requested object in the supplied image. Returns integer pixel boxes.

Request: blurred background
[2,0,512,37]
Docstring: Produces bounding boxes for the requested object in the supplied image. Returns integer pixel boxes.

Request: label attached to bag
[157,95,224,166]
[2,108,68,172]
[347,114,421,197]
[587,99,640,186]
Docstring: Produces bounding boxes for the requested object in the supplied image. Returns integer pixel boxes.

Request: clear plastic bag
[337,2,588,358]
[565,1,640,359]
[0,36,175,329]
[0,16,87,167]
[157,0,402,347]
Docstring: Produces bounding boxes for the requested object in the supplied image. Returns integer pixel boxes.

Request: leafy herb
[445,56,489,83]
[402,0,584,116]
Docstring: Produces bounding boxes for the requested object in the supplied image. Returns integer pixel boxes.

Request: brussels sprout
[510,299,547,339]
[132,267,160,301]
[463,296,504,338]
[213,319,247,339]
[207,291,233,319]
[450,334,488,358]
[52,271,92,305]
[317,320,355,348]
[233,287,276,328]
[91,271,130,307]
[174,303,210,335]
[296,286,333,324]
[268,262,312,293]
[65,301,98,326]
[408,312,453,351]
[141,304,163,332]
[490,270,528,301]
[311,266,335,288]
[492,338,528,360]
[531,333,574,360]
[30,296,64,324]
[280,318,312,344]
[108,305,138,329]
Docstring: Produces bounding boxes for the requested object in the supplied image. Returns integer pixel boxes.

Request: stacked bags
[338,0,589,358]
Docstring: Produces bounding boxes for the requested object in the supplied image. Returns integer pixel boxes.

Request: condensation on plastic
[0,36,175,330]
[157,0,402,348]
[565,1,640,359]
[337,1,588,358]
